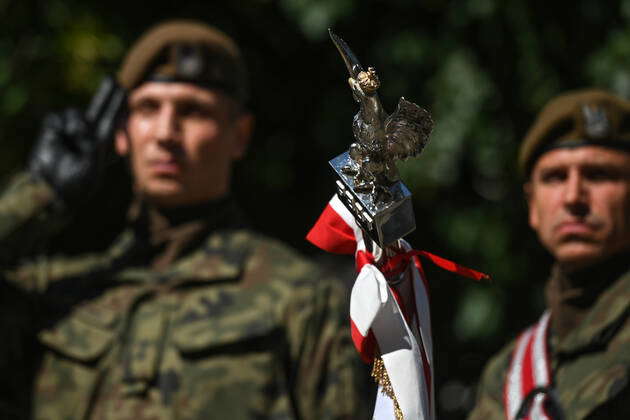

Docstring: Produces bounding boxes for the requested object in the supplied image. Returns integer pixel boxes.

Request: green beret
[118,19,248,103]
[519,88,630,177]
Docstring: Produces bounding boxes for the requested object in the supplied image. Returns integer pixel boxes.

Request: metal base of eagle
[328,29,433,248]
[330,151,415,246]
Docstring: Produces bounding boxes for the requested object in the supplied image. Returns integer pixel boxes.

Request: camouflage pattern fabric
[0,172,369,420]
[468,267,629,420]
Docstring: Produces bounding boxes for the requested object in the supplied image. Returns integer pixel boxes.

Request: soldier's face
[526,146,630,271]
[116,82,252,207]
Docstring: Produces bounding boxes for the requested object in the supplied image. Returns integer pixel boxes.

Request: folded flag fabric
[307,194,489,420]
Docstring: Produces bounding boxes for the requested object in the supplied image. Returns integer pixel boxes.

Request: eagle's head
[347,67,380,100]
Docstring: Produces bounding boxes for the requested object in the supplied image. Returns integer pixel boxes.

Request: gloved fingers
[62,108,87,134]
[60,108,91,154]
[95,86,126,146]
[41,112,64,131]
[28,132,58,173]
[30,112,73,168]
[86,76,117,124]
[87,76,127,148]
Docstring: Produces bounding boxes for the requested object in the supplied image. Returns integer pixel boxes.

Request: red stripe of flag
[350,318,377,363]
[521,332,536,420]
[306,202,357,254]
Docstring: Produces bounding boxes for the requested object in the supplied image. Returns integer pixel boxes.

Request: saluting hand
[28,76,126,207]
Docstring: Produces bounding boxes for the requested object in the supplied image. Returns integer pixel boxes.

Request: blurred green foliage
[2,0,629,417]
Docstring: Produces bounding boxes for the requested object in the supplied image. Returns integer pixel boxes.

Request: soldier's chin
[554,240,605,271]
[140,179,188,207]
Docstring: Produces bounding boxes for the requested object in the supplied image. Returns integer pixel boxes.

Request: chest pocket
[170,289,280,357]
[33,292,126,419]
[37,301,119,362]
[169,288,286,417]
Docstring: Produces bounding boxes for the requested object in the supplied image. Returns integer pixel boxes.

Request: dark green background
[3,0,629,417]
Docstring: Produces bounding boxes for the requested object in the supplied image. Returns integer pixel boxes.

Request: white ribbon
[351,255,434,420]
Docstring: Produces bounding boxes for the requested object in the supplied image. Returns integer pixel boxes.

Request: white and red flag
[504,311,553,420]
[307,194,489,420]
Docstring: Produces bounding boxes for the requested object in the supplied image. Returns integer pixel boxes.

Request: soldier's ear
[115,128,130,156]
[231,112,254,160]
[523,182,532,202]
[524,181,539,229]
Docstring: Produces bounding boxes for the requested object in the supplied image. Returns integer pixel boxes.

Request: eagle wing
[384,97,433,161]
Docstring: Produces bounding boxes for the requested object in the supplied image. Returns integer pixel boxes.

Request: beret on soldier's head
[117,19,248,104]
[519,88,630,177]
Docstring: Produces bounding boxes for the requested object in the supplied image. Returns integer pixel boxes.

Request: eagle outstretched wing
[384,97,433,161]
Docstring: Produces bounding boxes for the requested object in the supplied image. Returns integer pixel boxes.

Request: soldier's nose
[563,169,589,217]
[155,105,181,144]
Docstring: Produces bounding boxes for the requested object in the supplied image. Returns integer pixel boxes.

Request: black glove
[28,76,126,206]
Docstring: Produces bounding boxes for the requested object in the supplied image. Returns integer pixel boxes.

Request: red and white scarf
[504,311,553,420]
[307,194,488,420]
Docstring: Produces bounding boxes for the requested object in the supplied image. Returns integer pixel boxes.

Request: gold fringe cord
[371,357,404,420]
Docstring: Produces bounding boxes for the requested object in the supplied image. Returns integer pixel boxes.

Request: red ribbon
[356,249,490,282]
[306,197,490,281]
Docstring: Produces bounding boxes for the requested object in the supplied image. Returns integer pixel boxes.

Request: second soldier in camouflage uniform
[0,20,368,419]
[469,89,630,420]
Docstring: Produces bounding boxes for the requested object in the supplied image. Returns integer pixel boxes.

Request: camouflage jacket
[0,173,369,420]
[468,262,630,420]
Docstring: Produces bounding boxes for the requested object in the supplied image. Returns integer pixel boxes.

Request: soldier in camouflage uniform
[0,20,368,419]
[469,89,630,419]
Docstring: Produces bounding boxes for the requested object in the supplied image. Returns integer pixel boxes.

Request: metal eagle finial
[329,29,433,203]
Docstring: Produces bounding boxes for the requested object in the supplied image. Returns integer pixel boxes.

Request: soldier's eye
[539,169,566,183]
[177,101,213,118]
[131,99,160,115]
[583,167,622,182]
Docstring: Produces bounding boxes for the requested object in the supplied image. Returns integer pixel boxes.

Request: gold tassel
[371,357,404,420]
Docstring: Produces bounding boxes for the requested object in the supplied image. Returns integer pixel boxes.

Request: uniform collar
[548,253,630,355]
[125,195,248,271]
